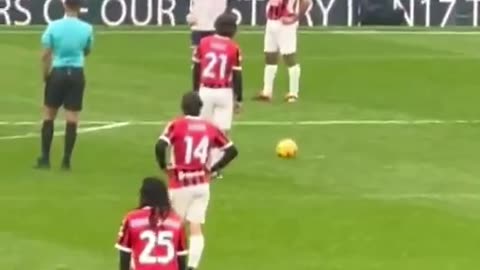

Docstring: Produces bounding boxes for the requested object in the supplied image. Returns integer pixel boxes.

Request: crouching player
[192,13,243,177]
[115,177,187,270]
[155,92,239,270]
[255,0,312,103]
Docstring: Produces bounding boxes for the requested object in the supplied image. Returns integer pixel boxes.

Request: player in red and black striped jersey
[115,177,188,270]
[192,13,243,179]
[255,0,311,103]
[155,91,238,270]
[192,13,243,103]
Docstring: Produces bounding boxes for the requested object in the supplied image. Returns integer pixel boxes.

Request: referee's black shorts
[44,67,85,112]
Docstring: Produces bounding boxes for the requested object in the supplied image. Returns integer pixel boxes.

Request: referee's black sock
[41,120,54,161]
[63,122,78,165]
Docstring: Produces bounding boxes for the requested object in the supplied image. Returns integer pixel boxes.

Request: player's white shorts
[169,183,210,224]
[264,20,298,55]
[198,87,234,130]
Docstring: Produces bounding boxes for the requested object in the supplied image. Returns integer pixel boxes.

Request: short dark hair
[139,177,171,227]
[182,91,203,116]
[215,13,238,38]
[64,0,83,9]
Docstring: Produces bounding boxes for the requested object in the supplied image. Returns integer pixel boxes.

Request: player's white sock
[188,235,205,269]
[263,65,278,97]
[288,64,301,97]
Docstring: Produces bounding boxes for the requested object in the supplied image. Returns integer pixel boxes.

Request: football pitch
[1,28,480,270]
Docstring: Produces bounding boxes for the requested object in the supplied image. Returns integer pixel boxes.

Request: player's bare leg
[255,52,279,101]
[283,53,301,103]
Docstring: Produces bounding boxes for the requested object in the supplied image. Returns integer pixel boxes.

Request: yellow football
[276,138,298,159]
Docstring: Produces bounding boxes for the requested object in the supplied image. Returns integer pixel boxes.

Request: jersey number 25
[139,230,175,264]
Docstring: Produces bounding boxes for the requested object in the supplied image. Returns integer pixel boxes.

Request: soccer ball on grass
[276,138,298,159]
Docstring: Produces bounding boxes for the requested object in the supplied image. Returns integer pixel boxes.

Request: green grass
[1,28,480,270]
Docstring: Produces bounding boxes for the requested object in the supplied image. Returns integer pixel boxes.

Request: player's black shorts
[44,67,85,112]
[191,31,215,47]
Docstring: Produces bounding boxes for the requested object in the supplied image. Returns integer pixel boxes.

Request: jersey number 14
[184,135,209,164]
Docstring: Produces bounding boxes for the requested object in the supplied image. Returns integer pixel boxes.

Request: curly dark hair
[138,177,172,228]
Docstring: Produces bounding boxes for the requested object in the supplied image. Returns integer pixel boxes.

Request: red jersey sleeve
[115,216,132,253]
[232,46,242,71]
[159,121,176,145]
[213,127,233,150]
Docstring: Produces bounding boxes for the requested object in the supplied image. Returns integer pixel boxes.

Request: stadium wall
[0,0,479,27]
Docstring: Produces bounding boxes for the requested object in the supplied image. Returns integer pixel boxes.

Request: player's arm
[232,48,243,105]
[84,26,94,56]
[192,47,201,92]
[211,143,238,174]
[155,139,168,170]
[119,251,131,270]
[283,0,311,24]
[299,0,312,15]
[210,131,239,174]
[155,122,175,170]
[115,217,133,270]
[41,25,53,82]
[187,0,199,25]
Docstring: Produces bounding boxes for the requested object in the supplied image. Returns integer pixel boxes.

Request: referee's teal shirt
[41,17,93,68]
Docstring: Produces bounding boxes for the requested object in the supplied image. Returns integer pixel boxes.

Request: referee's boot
[35,157,51,170]
[61,157,71,171]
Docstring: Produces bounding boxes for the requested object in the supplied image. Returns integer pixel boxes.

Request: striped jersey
[159,116,232,189]
[266,0,300,20]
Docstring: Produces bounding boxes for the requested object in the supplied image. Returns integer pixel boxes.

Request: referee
[36,0,93,170]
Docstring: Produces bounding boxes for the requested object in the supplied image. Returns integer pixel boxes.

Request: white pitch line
[1,29,480,35]
[0,122,130,141]
[0,121,118,126]
[1,193,480,202]
[83,119,480,126]
[1,119,480,126]
[359,193,480,201]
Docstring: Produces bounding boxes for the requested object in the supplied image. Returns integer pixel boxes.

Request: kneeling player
[115,177,187,270]
[192,13,243,174]
[155,92,239,270]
